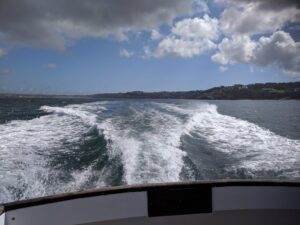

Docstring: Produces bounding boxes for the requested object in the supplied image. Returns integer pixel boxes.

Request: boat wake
[0,101,299,203]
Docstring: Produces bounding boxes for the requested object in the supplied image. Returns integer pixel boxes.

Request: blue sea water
[0,98,299,203]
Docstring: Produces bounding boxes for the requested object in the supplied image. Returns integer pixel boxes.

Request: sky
[0,0,299,94]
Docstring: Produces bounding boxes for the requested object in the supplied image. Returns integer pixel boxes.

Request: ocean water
[0,98,299,203]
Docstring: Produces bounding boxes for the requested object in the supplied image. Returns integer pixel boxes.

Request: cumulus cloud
[1,0,298,78]
[253,31,300,76]
[151,30,162,40]
[224,0,299,10]
[219,0,300,35]
[154,15,219,57]
[119,49,134,58]
[212,35,256,64]
[0,0,200,50]
[155,37,216,58]
[0,48,7,57]
[172,15,219,40]
[212,31,300,76]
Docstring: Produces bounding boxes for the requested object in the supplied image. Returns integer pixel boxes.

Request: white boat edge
[1,179,300,225]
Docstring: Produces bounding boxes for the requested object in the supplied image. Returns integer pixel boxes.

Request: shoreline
[1,81,299,100]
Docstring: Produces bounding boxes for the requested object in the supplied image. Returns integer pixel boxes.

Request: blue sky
[0,0,299,94]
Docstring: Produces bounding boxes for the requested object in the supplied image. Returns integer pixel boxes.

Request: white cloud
[143,46,152,58]
[45,63,57,69]
[155,36,216,58]
[151,30,162,40]
[219,66,228,72]
[172,15,219,40]
[0,0,200,50]
[212,31,300,76]
[154,15,219,58]
[119,49,134,57]
[219,0,300,35]
[212,35,256,64]
[253,31,300,76]
[0,48,7,57]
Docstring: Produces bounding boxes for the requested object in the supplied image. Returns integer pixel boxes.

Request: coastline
[1,81,299,100]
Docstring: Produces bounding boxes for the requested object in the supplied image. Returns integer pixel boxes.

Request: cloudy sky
[0,0,299,94]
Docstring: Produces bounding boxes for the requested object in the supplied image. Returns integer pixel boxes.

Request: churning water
[0,99,299,203]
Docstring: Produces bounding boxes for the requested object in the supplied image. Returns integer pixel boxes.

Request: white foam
[161,102,300,176]
[40,102,106,127]
[99,106,187,184]
[1,100,299,202]
[0,102,106,203]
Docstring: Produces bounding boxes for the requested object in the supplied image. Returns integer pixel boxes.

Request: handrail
[1,179,300,213]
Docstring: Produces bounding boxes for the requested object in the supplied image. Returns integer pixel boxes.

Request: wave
[98,106,187,184]
[158,102,300,177]
[40,102,106,127]
[1,100,299,203]
[0,102,108,203]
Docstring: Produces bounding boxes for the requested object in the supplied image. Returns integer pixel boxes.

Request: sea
[0,98,299,203]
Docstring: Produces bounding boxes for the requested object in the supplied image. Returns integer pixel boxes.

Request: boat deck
[1,180,300,225]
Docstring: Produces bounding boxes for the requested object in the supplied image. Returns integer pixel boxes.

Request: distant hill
[1,82,299,100]
[92,82,300,100]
